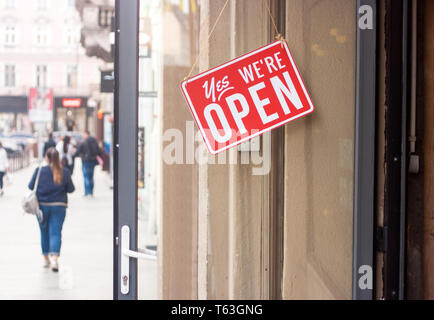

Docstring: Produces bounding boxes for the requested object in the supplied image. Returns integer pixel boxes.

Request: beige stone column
[197,0,270,300]
[159,5,199,300]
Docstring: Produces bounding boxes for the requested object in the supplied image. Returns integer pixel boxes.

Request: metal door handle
[123,248,156,260]
[121,225,157,295]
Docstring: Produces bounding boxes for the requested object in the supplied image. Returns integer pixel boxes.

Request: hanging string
[185,0,231,80]
[184,0,284,81]
[262,0,283,41]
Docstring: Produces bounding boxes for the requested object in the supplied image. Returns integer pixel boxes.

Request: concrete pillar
[198,0,270,300]
[159,6,199,300]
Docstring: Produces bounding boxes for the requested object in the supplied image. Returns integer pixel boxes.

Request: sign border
[181,40,315,155]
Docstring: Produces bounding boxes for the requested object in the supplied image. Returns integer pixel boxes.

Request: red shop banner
[62,98,82,108]
[181,40,315,155]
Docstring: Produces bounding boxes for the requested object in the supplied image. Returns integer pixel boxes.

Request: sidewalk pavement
[0,160,113,299]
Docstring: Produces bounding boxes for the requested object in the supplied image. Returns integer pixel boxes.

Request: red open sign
[181,40,315,155]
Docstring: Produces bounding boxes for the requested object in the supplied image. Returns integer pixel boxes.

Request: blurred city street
[0,160,113,300]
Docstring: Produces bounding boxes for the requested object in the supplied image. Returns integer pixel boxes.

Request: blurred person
[74,130,102,198]
[56,136,75,174]
[0,141,9,197]
[43,132,56,157]
[70,136,79,175]
[66,118,75,132]
[28,147,75,272]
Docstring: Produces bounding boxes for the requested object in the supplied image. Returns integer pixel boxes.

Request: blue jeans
[0,171,4,189]
[38,206,66,255]
[82,161,96,196]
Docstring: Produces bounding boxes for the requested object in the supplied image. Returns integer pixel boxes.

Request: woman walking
[56,135,75,174]
[0,141,8,197]
[28,147,75,272]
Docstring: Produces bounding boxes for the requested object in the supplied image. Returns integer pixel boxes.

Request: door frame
[113,0,140,300]
[352,0,378,300]
[382,0,411,300]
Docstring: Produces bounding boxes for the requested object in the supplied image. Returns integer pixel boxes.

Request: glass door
[114,0,377,300]
[114,0,200,300]
[136,1,159,298]
[114,0,149,300]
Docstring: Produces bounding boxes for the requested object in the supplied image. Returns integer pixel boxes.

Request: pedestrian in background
[0,141,9,197]
[74,130,102,198]
[28,147,75,272]
[43,132,56,157]
[56,135,75,175]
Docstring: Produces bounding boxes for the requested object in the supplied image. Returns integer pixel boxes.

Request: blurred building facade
[0,0,104,135]
[76,0,114,164]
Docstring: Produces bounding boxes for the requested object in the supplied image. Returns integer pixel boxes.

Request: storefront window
[281,0,356,299]
[133,0,356,299]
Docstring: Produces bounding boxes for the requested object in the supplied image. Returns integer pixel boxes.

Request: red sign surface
[181,40,315,154]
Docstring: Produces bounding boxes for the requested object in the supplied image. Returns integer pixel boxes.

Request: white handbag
[5,173,13,186]
[21,164,43,222]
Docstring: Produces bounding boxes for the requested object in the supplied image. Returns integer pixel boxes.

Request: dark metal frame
[113,0,139,300]
[405,0,425,299]
[399,0,409,300]
[352,0,378,300]
[383,0,410,300]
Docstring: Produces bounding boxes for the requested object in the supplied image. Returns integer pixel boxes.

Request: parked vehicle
[0,138,21,154]
[6,132,37,150]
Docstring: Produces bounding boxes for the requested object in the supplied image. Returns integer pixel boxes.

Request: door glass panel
[137,0,158,300]
[282,0,356,299]
[137,0,200,299]
[134,0,356,299]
